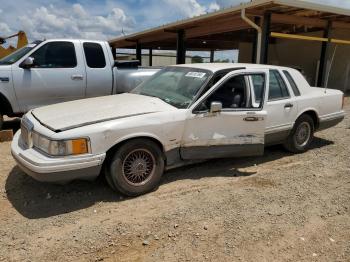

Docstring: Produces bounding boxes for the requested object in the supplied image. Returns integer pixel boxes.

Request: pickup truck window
[133,67,211,109]
[30,42,77,68]
[268,69,290,100]
[83,42,106,68]
[283,70,301,96]
[0,46,34,65]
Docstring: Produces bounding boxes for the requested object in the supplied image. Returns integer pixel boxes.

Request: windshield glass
[0,46,34,65]
[132,67,212,109]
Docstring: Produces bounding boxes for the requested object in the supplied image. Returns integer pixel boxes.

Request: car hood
[32,93,177,132]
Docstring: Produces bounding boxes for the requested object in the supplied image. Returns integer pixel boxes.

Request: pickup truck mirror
[20,57,34,69]
[210,101,222,114]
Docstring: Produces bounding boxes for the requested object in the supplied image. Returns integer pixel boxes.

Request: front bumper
[11,131,106,183]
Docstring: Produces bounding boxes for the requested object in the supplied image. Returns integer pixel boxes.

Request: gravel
[0,98,349,261]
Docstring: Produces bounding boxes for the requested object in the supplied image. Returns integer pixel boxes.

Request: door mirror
[20,57,34,69]
[210,101,222,114]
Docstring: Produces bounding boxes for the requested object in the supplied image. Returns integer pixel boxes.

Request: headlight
[32,133,89,156]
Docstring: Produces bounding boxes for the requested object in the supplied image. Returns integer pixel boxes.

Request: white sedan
[11,63,345,196]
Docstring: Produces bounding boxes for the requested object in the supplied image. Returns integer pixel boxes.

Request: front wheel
[283,114,314,153]
[107,139,165,196]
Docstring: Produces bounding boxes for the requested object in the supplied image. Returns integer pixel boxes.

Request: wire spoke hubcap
[295,122,311,147]
[122,149,155,186]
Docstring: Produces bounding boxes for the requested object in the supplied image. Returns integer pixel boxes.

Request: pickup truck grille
[21,117,34,149]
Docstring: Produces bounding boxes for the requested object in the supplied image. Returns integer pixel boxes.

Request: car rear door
[12,40,86,111]
[264,69,299,144]
[180,69,268,160]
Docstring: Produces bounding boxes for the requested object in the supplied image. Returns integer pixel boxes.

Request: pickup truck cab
[11,63,345,196]
[0,39,158,129]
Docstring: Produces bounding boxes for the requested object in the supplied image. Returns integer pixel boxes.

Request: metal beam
[318,21,332,87]
[260,12,271,64]
[136,41,142,65]
[176,30,186,64]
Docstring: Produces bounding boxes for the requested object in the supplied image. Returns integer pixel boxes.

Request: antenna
[324,44,338,93]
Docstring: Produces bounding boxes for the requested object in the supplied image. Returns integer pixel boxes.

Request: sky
[0,0,349,61]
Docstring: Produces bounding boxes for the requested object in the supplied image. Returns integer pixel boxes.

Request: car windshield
[0,46,35,65]
[132,67,212,109]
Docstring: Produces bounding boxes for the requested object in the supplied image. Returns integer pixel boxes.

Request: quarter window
[283,70,301,96]
[30,42,77,68]
[268,70,290,100]
[83,42,106,68]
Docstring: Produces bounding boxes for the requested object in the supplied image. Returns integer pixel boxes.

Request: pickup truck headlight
[32,133,89,156]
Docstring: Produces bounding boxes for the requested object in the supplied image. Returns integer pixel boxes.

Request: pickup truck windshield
[0,46,34,65]
[132,67,211,109]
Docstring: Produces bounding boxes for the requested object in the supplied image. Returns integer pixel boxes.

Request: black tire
[283,114,314,153]
[107,139,165,196]
[0,113,3,130]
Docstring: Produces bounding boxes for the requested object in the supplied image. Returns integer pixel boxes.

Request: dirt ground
[0,99,349,262]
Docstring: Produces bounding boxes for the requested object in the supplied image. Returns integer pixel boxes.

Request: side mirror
[20,57,34,69]
[210,101,222,114]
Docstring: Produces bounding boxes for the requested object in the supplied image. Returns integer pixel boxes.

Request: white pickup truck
[11,63,345,196]
[0,39,158,129]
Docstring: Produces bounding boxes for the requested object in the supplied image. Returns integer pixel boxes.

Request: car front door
[264,69,298,144]
[12,41,86,111]
[180,69,268,160]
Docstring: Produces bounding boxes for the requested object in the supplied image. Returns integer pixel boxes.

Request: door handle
[244,116,260,122]
[71,75,84,80]
[0,77,9,82]
[284,103,294,109]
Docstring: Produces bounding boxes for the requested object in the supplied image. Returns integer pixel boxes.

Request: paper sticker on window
[186,72,206,78]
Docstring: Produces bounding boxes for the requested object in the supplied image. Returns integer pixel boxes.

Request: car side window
[283,70,301,96]
[251,74,265,105]
[83,42,106,68]
[268,70,290,100]
[30,42,77,68]
[206,75,247,110]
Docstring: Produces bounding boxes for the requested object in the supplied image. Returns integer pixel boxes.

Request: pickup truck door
[12,41,86,111]
[81,41,113,97]
[180,69,268,160]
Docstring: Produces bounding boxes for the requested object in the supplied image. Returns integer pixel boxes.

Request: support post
[136,41,142,65]
[176,30,186,64]
[149,48,153,66]
[210,50,215,63]
[111,46,116,60]
[317,21,332,87]
[260,12,271,64]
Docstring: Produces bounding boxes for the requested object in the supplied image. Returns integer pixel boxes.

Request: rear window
[83,42,106,68]
[283,70,301,96]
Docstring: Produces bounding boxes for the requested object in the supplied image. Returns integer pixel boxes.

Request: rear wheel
[283,114,314,153]
[107,139,164,196]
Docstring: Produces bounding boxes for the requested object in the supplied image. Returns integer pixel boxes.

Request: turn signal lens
[71,139,89,155]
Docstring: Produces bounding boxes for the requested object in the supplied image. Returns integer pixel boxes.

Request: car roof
[172,63,292,73]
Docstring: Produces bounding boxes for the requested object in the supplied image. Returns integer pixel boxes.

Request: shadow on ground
[5,137,333,219]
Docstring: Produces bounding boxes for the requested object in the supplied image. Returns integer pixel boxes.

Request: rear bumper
[11,131,106,183]
[318,111,345,131]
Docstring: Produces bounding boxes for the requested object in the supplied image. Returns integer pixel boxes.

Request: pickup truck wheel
[283,114,314,153]
[0,114,3,130]
[108,139,165,196]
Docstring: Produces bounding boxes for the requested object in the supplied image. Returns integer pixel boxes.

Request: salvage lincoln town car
[11,63,345,196]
